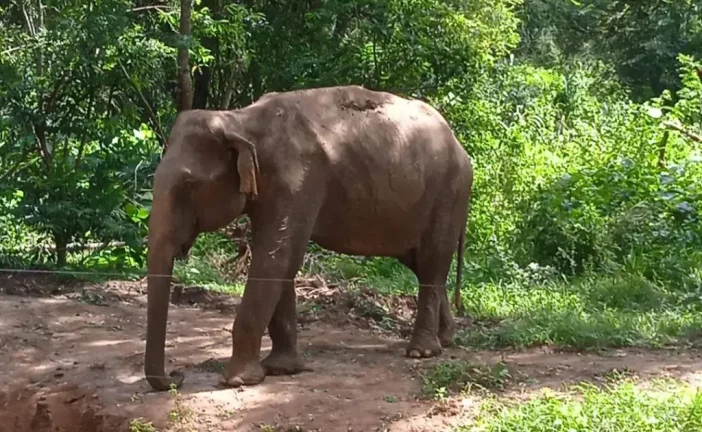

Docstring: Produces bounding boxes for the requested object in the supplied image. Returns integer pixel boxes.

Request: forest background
[2,0,702,355]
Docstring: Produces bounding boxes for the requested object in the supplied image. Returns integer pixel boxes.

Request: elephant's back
[250,84,470,193]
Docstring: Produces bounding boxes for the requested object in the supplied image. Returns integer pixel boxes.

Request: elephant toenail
[222,376,244,388]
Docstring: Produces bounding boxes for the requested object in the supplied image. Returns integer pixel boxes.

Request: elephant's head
[144,110,260,390]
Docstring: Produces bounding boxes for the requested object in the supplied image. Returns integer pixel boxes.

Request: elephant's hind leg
[398,249,455,357]
[405,226,461,358]
[406,283,444,358]
[261,282,311,376]
[438,291,455,347]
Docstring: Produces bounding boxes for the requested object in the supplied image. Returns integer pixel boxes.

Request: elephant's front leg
[223,213,314,387]
[222,277,280,387]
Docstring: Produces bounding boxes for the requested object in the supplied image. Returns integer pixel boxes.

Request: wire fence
[0,267,449,287]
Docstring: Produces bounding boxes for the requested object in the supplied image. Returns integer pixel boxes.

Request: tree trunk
[657,130,669,169]
[220,68,238,109]
[192,0,220,109]
[250,58,263,101]
[54,232,68,267]
[192,61,212,109]
[177,0,194,111]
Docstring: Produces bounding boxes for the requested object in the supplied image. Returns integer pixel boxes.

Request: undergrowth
[421,360,515,399]
[460,379,702,432]
[454,272,702,350]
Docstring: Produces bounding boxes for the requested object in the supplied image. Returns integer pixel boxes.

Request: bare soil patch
[2,274,702,432]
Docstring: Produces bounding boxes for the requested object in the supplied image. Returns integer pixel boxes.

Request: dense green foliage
[1,0,702,352]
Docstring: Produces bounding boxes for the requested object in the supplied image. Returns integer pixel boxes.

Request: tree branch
[43,72,72,114]
[21,2,36,36]
[118,60,167,147]
[75,88,97,169]
[1,46,26,56]
[662,120,702,143]
[128,5,173,13]
[0,146,31,182]
[32,123,52,170]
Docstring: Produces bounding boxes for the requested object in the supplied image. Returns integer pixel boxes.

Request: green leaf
[136,207,150,220]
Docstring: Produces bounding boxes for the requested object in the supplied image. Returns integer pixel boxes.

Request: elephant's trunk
[144,237,184,391]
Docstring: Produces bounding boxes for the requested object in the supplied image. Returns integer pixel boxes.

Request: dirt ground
[2,273,702,432]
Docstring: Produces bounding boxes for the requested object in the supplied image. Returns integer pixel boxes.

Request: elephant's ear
[222,130,260,200]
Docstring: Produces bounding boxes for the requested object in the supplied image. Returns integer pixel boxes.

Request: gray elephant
[145,85,473,391]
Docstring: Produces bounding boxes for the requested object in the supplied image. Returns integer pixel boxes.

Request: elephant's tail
[454,221,466,316]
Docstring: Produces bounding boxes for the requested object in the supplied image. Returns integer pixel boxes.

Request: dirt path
[1,275,702,432]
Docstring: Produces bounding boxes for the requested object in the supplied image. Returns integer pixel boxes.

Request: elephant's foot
[145,370,185,391]
[261,350,312,376]
[406,332,443,358]
[439,322,455,348]
[221,359,265,388]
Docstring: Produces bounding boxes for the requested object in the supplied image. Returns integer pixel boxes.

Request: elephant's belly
[310,230,414,257]
[310,205,424,257]
[310,160,435,256]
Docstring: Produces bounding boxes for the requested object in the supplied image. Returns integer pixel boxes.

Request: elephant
[144,85,473,391]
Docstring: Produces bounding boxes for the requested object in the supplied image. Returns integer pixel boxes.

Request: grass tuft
[421,360,515,399]
[459,379,702,432]
[129,418,158,432]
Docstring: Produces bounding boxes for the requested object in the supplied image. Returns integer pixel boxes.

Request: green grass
[129,418,158,432]
[459,379,702,432]
[421,360,515,399]
[301,250,419,295]
[454,273,702,350]
[172,232,240,284]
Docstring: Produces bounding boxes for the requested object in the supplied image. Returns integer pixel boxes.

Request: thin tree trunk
[193,62,212,109]
[193,0,220,109]
[657,130,669,169]
[177,0,193,111]
[250,58,263,101]
[54,232,68,267]
[220,68,238,109]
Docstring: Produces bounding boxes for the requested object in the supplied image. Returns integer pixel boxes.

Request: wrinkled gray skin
[145,85,473,391]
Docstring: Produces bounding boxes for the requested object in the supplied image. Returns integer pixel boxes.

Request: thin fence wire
[0,267,449,287]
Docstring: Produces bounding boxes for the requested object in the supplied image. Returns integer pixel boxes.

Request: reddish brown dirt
[2,274,702,432]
